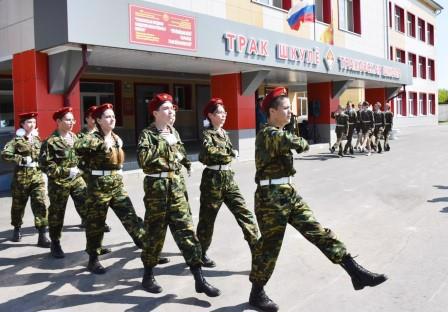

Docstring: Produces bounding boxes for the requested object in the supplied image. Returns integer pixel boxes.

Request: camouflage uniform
[360,109,375,151]
[373,110,385,153]
[197,127,259,255]
[343,109,357,154]
[77,127,95,182]
[75,131,144,256]
[383,111,394,151]
[1,135,48,229]
[331,111,349,155]
[138,124,202,268]
[249,126,347,286]
[39,131,87,241]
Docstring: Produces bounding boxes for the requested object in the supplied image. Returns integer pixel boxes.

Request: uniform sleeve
[266,128,309,155]
[1,139,23,165]
[137,130,158,169]
[199,131,233,165]
[39,140,70,179]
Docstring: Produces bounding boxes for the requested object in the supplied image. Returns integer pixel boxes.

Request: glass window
[173,84,192,110]
[296,92,308,118]
[407,12,415,37]
[80,81,118,126]
[0,78,14,132]
[396,95,403,116]
[252,0,289,10]
[395,6,404,32]
[339,0,354,32]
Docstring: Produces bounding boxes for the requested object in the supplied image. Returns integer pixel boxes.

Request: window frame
[338,0,361,35]
[407,52,417,77]
[427,23,434,45]
[394,5,405,33]
[407,12,416,37]
[0,76,14,133]
[251,0,291,11]
[427,58,435,81]
[418,56,427,79]
[417,18,426,42]
[173,84,192,111]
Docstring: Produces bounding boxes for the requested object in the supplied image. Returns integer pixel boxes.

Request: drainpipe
[64,44,88,106]
[384,0,390,60]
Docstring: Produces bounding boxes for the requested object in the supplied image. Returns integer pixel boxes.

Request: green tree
[439,89,448,104]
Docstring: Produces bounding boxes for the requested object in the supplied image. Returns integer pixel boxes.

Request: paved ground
[0,125,447,312]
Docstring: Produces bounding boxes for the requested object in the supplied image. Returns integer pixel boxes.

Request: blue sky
[437,0,447,89]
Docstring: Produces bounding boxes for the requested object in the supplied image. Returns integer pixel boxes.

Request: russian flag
[287,0,315,31]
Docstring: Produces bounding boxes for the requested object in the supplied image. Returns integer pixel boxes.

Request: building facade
[0,0,442,189]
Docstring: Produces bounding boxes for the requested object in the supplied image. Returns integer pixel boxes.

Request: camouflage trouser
[85,174,144,255]
[141,175,202,268]
[373,126,384,150]
[383,125,392,150]
[197,168,259,255]
[249,184,347,286]
[343,125,355,152]
[332,128,346,151]
[10,168,48,229]
[48,176,87,241]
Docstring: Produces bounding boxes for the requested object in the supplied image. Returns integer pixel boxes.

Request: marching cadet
[39,107,88,258]
[383,102,394,151]
[248,87,387,312]
[75,103,149,274]
[353,102,363,151]
[77,106,111,232]
[197,98,259,268]
[372,102,385,153]
[138,93,220,297]
[359,101,375,155]
[329,105,349,157]
[1,112,50,247]
[343,101,357,155]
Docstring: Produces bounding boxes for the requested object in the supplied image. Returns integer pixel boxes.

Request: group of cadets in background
[1,89,389,312]
[330,100,394,157]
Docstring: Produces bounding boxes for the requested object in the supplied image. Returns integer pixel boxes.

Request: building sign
[129,5,196,51]
[223,33,269,56]
[338,56,401,79]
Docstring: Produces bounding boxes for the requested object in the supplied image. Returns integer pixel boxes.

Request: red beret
[52,107,73,121]
[18,112,38,120]
[203,98,224,118]
[261,87,287,112]
[149,93,173,115]
[92,103,113,119]
[85,106,97,118]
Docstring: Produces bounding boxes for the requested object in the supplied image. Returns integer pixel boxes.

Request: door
[196,85,211,141]
[134,84,169,138]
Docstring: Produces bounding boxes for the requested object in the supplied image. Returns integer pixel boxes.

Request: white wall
[0,0,34,61]
[140,0,226,18]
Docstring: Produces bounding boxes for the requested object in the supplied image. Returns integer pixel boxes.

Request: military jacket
[255,125,308,183]
[75,131,124,171]
[137,124,186,174]
[77,127,95,173]
[39,130,81,184]
[355,110,361,126]
[1,135,42,167]
[346,110,358,124]
[384,111,394,126]
[373,110,385,127]
[199,127,236,166]
[360,110,374,126]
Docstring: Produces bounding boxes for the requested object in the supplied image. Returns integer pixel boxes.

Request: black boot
[132,236,144,249]
[338,148,344,157]
[377,143,382,153]
[37,227,51,248]
[104,223,111,232]
[249,283,279,312]
[340,254,388,290]
[87,254,106,274]
[142,266,163,293]
[350,147,354,155]
[11,227,22,242]
[201,253,216,268]
[158,257,170,265]
[98,247,112,255]
[190,265,221,297]
[329,146,335,153]
[50,240,65,258]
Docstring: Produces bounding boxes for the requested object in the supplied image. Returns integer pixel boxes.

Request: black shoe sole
[158,257,170,265]
[249,300,279,312]
[353,275,388,290]
[196,286,221,297]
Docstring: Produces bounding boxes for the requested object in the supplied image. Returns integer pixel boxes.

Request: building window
[389,2,392,27]
[418,93,427,115]
[418,56,426,79]
[407,12,415,37]
[252,0,291,10]
[80,81,122,126]
[394,5,405,33]
[173,84,192,110]
[0,78,14,132]
[429,93,435,114]
[428,59,435,81]
[296,92,308,119]
[408,53,417,77]
[427,23,434,45]
[315,0,332,24]
[339,0,361,34]
[395,49,406,63]
[418,18,425,42]
[395,92,406,116]
[409,92,417,116]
